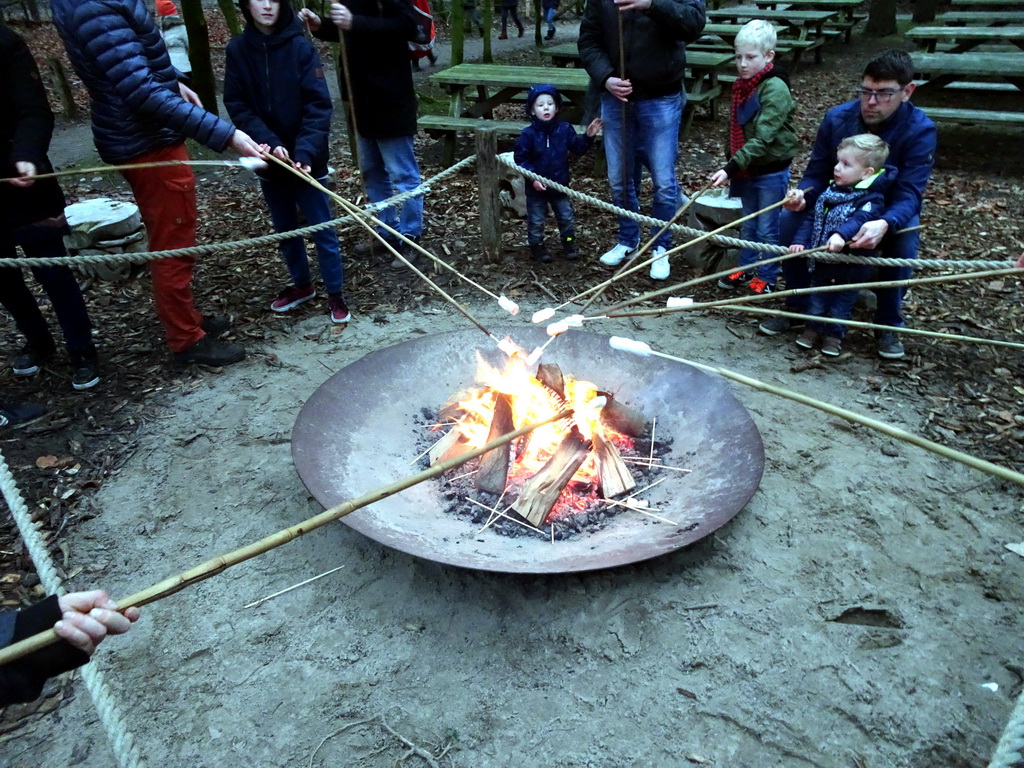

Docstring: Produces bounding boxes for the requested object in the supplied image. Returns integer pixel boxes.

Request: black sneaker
[173,336,246,367]
[877,330,905,360]
[530,244,553,263]
[718,270,751,290]
[759,315,793,336]
[390,237,422,269]
[563,237,579,260]
[201,315,231,338]
[0,399,45,427]
[70,348,101,391]
[12,342,56,376]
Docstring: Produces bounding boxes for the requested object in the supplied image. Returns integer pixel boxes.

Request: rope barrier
[495,155,1016,272]
[0,447,146,768]
[988,689,1024,768]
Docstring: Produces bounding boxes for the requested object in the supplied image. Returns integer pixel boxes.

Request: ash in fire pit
[292,328,765,574]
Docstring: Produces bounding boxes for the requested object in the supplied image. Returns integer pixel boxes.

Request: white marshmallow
[498,295,520,315]
[666,296,694,308]
[532,307,556,324]
[609,336,652,356]
[546,321,569,337]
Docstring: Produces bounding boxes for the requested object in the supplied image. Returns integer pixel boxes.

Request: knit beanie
[156,0,178,15]
[526,84,562,114]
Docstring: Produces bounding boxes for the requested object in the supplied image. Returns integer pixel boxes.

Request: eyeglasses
[853,87,902,103]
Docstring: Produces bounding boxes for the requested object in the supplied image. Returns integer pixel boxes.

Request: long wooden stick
[0,408,574,666]
[0,159,255,185]
[577,180,713,313]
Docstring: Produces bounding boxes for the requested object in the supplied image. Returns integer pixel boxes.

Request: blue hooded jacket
[51,0,236,163]
[513,84,594,199]
[224,0,333,178]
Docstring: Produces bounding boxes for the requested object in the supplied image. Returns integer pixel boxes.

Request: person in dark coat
[1,590,139,706]
[0,28,100,391]
[225,0,349,324]
[514,84,601,262]
[51,0,264,367]
[498,0,524,39]
[299,0,425,268]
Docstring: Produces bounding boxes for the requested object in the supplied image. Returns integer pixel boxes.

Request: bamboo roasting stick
[0,408,574,666]
[263,154,514,345]
[610,336,1024,488]
[577,180,714,313]
[0,159,265,185]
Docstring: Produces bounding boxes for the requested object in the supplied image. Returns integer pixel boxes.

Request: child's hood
[238,0,297,34]
[526,83,562,114]
[858,164,898,195]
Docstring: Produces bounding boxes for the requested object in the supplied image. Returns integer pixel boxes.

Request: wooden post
[46,57,79,120]
[451,1,466,65]
[482,0,493,63]
[476,126,502,263]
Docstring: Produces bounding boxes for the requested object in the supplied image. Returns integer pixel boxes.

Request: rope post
[475,126,503,263]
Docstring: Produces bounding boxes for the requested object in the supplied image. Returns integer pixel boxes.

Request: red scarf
[728,62,774,160]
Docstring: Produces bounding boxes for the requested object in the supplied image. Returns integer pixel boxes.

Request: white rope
[0,447,146,768]
[989,688,1024,768]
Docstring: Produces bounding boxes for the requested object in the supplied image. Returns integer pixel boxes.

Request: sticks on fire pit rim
[0,408,575,666]
[262,154,522,327]
[609,336,1024,489]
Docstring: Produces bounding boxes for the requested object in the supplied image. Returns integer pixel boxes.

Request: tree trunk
[912,0,937,23]
[180,0,218,116]
[482,0,492,63]
[217,0,242,36]
[451,2,465,65]
[865,0,897,37]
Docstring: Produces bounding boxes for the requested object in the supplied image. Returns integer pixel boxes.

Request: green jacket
[724,74,797,177]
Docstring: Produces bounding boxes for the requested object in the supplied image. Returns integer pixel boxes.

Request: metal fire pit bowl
[292,327,764,574]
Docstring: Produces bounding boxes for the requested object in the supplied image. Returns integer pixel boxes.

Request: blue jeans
[601,91,682,250]
[357,134,424,240]
[730,168,789,284]
[545,7,555,29]
[260,175,344,295]
[526,193,575,248]
[780,211,920,328]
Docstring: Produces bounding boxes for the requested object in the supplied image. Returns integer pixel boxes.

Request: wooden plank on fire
[598,392,648,437]
[536,363,565,399]
[513,426,593,526]
[476,393,516,493]
[429,426,472,466]
[593,432,636,498]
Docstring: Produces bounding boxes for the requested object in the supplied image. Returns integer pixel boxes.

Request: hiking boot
[718,270,751,290]
[70,348,100,391]
[795,328,820,350]
[0,399,45,427]
[530,244,553,264]
[390,237,422,269]
[599,243,636,267]
[328,294,351,324]
[759,314,802,336]
[428,51,438,66]
[201,315,231,338]
[498,32,508,39]
[518,26,524,37]
[821,336,842,357]
[173,335,246,367]
[748,277,775,295]
[563,241,580,261]
[649,246,670,280]
[545,27,555,39]
[270,283,316,312]
[877,330,905,360]
[12,341,56,376]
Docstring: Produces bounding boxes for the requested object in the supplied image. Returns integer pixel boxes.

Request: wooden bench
[919,107,1024,126]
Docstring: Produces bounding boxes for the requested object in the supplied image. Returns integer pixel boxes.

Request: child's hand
[788,244,805,254]
[709,169,729,188]
[783,188,805,212]
[56,591,140,656]
[10,161,36,188]
[294,162,312,174]
[272,146,291,162]
[585,118,603,137]
[826,234,845,253]
[297,7,321,30]
[533,180,546,192]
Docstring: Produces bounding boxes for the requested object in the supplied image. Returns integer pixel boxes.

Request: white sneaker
[599,243,636,266]
[649,246,670,280]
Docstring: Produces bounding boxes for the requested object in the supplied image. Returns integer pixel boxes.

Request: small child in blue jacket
[224,0,349,324]
[513,84,601,263]
[789,133,894,357]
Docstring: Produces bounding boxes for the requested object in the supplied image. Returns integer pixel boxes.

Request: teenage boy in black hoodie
[225,0,350,324]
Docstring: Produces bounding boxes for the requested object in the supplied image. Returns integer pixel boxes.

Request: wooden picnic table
[950,0,1020,7]
[936,10,1024,26]
[752,0,864,42]
[700,21,786,45]
[911,51,1024,98]
[707,6,838,40]
[908,24,1024,53]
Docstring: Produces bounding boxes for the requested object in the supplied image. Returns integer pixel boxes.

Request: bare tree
[180,0,218,116]
[866,0,897,37]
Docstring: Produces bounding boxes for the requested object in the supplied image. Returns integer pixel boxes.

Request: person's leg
[0,244,56,360]
[551,195,578,257]
[357,135,398,238]
[23,237,93,356]
[296,181,345,296]
[600,92,640,249]
[748,169,789,285]
[373,134,424,240]
[730,177,758,274]
[635,93,682,251]
[827,287,860,339]
[874,218,920,328]
[512,6,524,33]
[525,196,546,247]
[120,144,204,353]
[778,208,811,312]
[545,6,555,34]
[259,177,313,289]
[500,7,509,36]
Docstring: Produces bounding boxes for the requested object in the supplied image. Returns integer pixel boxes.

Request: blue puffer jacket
[51,0,236,163]
[224,2,332,178]
[514,118,593,198]
[796,100,936,234]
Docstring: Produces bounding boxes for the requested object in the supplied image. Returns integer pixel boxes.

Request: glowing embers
[422,352,676,538]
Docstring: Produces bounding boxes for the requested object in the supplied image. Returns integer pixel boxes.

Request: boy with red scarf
[710,19,796,295]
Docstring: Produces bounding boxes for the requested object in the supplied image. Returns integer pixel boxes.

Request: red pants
[121,143,204,352]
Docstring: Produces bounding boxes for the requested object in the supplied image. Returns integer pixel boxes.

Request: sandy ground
[3,299,1023,768]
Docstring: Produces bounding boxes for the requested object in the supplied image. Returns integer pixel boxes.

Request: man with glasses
[759,49,936,360]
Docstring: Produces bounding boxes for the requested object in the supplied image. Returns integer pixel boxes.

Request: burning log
[536,363,565,399]
[598,392,648,437]
[593,432,636,497]
[513,426,592,526]
[476,393,516,493]
[429,427,472,466]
